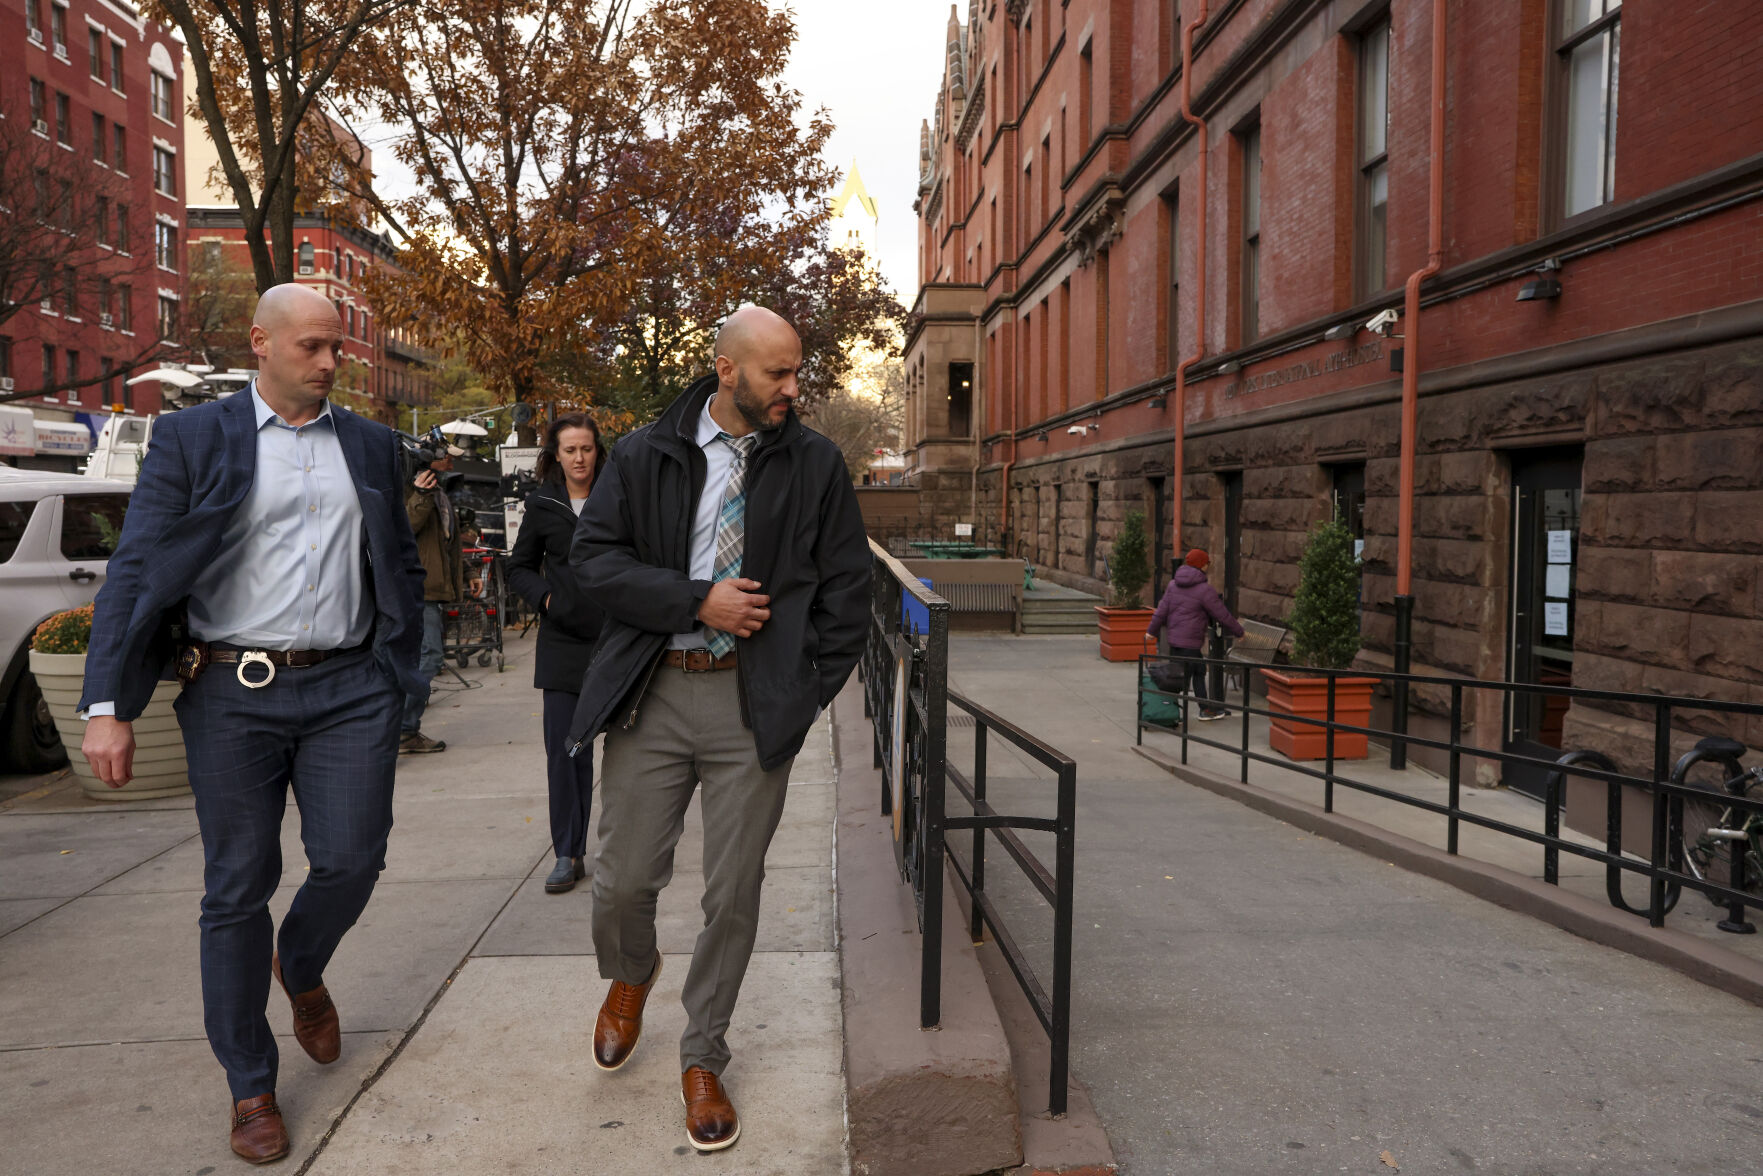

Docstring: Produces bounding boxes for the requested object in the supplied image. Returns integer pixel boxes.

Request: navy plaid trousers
[174,647,402,1100]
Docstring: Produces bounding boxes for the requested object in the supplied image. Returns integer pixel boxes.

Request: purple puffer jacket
[1147,565,1246,650]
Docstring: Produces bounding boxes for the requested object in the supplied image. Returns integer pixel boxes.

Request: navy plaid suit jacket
[80,391,428,719]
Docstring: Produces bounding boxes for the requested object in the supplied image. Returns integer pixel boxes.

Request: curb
[831,681,1022,1176]
[1134,743,1763,1008]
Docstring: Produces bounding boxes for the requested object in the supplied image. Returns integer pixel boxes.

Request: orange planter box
[1261,669,1379,760]
[1095,606,1156,662]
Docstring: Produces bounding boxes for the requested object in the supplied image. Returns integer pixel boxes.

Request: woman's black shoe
[545,856,586,893]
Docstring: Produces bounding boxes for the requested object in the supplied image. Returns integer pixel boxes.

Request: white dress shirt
[670,398,745,652]
[85,385,370,719]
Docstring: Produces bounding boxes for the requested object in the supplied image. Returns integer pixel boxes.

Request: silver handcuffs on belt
[237,651,276,688]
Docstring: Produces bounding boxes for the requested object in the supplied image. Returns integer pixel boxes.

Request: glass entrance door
[1503,448,1584,798]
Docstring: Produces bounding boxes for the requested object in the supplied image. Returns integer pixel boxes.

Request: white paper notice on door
[1543,602,1569,636]
[1545,564,1571,599]
[1547,530,1573,564]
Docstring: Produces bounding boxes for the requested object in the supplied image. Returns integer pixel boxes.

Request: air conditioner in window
[40,297,54,312]
[28,30,43,45]
[32,119,49,135]
[100,313,113,327]
[0,378,14,392]
[298,264,314,275]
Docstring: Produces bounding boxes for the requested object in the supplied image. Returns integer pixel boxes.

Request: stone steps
[1020,585,1103,634]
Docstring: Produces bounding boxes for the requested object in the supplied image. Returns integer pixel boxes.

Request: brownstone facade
[906,1,1763,781]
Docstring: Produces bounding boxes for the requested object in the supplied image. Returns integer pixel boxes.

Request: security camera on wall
[1067,424,1087,436]
[1365,309,1401,337]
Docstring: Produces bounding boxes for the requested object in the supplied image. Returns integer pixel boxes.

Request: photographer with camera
[401,434,467,754]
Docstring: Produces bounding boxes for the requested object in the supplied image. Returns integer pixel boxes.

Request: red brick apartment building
[0,0,186,429]
[183,207,438,429]
[905,0,1763,786]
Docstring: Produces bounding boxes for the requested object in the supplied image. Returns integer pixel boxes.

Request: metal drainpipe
[971,313,982,530]
[1172,2,1212,560]
[1392,0,1448,770]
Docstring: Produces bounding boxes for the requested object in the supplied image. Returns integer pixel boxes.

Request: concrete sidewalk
[942,634,1763,1176]
[0,636,845,1175]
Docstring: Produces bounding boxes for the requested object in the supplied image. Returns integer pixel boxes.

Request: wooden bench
[901,558,1024,632]
[1223,618,1288,694]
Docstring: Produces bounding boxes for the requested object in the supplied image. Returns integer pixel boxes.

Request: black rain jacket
[505,480,604,694]
[566,376,870,770]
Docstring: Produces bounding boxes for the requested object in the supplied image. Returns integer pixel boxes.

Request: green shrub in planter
[32,604,94,655]
[1109,510,1151,608]
[1287,514,1361,670]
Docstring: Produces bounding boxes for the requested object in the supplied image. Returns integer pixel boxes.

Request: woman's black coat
[506,481,603,693]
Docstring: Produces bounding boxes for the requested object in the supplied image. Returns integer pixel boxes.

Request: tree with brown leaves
[144,0,412,293]
[337,0,862,437]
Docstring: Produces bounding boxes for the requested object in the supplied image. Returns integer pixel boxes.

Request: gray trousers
[592,664,793,1075]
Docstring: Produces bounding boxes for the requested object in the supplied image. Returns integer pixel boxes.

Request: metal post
[1544,715,1562,885]
[919,596,950,1029]
[1447,683,1462,857]
[1718,825,1757,934]
[1324,673,1337,814]
[1390,594,1414,769]
[1207,626,1226,705]
[1048,761,1077,1119]
[971,725,988,945]
[1649,703,1671,928]
[1241,666,1251,784]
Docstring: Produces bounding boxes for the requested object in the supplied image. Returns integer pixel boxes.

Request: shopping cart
[443,547,507,672]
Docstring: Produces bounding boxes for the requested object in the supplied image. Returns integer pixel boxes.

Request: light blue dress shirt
[185,384,373,649]
[84,386,373,719]
[670,398,744,652]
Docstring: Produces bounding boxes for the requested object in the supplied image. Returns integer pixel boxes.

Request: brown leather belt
[208,641,369,668]
[662,648,738,673]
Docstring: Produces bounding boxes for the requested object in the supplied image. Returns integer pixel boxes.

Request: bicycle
[1673,736,1763,914]
[1552,735,1763,931]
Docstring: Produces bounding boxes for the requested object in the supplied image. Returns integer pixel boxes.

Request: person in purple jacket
[1146,548,1246,720]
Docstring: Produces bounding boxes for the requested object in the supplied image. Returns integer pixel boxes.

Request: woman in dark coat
[506,412,607,892]
[1146,548,1245,721]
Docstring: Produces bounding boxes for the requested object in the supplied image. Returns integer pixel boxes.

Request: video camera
[398,426,465,490]
[499,466,541,502]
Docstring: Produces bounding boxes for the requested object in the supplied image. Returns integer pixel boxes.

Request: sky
[781,1,955,302]
[358,2,954,304]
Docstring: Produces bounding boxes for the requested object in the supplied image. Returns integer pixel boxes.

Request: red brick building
[0,0,186,431]
[907,1,1763,785]
[182,207,438,428]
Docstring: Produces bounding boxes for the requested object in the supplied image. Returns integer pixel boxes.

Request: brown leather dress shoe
[592,952,663,1071]
[272,954,340,1065]
[230,1093,290,1164]
[681,1066,740,1151]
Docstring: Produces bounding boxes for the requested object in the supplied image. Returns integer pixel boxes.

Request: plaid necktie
[706,432,759,657]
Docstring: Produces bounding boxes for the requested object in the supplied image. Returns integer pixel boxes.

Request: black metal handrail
[861,539,1078,1117]
[943,690,1077,1117]
[1136,654,1763,932]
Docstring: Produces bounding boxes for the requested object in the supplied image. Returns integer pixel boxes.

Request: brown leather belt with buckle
[662,648,738,673]
[207,641,369,668]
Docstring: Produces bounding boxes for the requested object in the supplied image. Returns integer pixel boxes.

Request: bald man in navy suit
[81,284,426,1164]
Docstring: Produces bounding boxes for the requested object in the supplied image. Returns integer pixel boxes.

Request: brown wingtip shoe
[230,1093,290,1164]
[592,952,663,1072]
[681,1067,740,1152]
[272,954,340,1065]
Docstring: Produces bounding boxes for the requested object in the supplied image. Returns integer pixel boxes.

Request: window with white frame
[111,42,125,93]
[89,28,104,80]
[155,221,178,271]
[1557,0,1621,219]
[151,72,174,122]
[1355,17,1391,300]
[51,3,68,57]
[153,146,177,197]
[157,295,178,340]
[26,0,43,42]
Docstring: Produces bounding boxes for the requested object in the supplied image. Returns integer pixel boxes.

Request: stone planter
[1095,606,1156,662]
[1261,668,1380,761]
[27,650,190,801]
